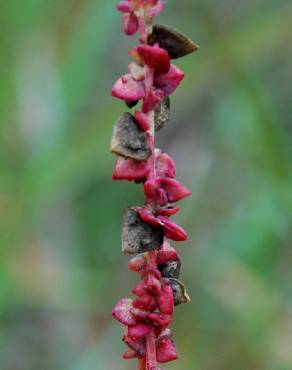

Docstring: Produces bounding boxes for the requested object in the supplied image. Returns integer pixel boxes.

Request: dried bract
[148,24,199,59]
[111,112,151,160]
[122,207,164,254]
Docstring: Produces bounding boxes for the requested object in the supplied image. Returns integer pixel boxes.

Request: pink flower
[117,0,165,36]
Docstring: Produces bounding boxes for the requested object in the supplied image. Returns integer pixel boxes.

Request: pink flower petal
[157,216,188,241]
[155,150,176,178]
[113,157,151,182]
[156,338,178,363]
[137,45,170,74]
[155,284,174,315]
[128,323,152,340]
[161,178,191,202]
[112,298,137,325]
[155,64,185,96]
[112,74,145,101]
[123,12,139,36]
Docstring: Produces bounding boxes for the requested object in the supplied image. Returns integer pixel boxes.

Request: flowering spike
[110,1,197,368]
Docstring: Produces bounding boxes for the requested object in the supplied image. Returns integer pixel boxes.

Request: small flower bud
[123,12,139,36]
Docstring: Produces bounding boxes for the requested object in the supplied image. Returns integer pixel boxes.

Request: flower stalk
[110,1,199,369]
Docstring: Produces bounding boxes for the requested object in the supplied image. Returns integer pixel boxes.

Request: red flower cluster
[110,1,198,369]
[117,0,164,37]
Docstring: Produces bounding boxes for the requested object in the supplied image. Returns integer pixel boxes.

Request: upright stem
[146,327,158,370]
[139,357,146,370]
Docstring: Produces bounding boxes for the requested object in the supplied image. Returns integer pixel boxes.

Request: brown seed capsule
[122,207,164,255]
[159,259,181,279]
[148,24,199,59]
[111,112,151,161]
[154,97,170,132]
[169,278,190,306]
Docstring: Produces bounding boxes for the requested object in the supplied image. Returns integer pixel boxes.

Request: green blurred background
[1,0,292,369]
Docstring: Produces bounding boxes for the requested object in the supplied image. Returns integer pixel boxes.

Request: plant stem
[146,327,158,370]
[139,357,146,370]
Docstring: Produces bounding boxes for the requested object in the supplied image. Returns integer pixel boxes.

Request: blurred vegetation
[0,0,292,369]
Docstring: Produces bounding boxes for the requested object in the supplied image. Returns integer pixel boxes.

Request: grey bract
[169,278,190,306]
[111,112,151,161]
[122,207,164,255]
[154,97,170,132]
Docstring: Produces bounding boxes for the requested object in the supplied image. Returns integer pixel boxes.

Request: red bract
[112,74,145,101]
[155,284,174,315]
[112,298,137,325]
[137,45,170,74]
[128,323,152,340]
[155,150,176,178]
[111,0,197,368]
[156,338,178,363]
[113,157,150,181]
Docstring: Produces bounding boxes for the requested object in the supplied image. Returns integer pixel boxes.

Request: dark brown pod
[122,207,164,255]
[154,97,170,132]
[148,24,199,59]
[111,112,151,161]
[169,278,190,306]
[159,259,181,279]
[125,100,139,109]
